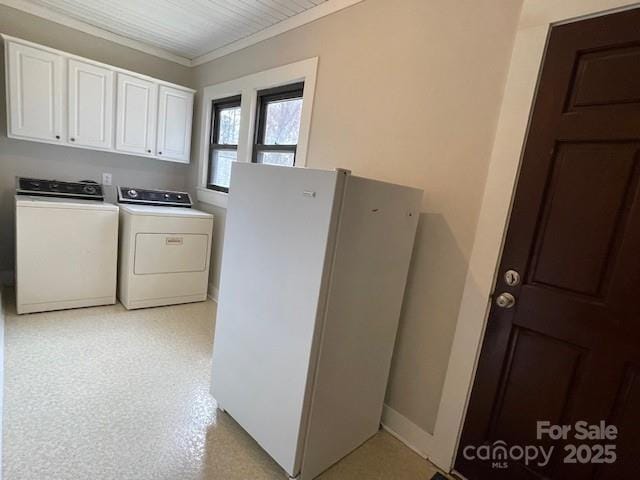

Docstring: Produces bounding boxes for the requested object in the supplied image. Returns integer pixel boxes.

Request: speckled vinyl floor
[2,293,446,480]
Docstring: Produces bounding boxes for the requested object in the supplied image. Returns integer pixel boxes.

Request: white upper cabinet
[68,59,114,149]
[2,35,194,164]
[116,73,158,156]
[156,86,193,163]
[6,41,64,142]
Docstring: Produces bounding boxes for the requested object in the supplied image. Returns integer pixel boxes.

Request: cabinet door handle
[70,137,75,142]
[55,135,60,140]
[158,151,162,155]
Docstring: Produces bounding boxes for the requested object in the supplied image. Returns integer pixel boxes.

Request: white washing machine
[15,177,119,314]
[117,186,214,310]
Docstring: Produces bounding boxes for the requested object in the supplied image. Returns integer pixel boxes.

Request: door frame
[428,0,640,473]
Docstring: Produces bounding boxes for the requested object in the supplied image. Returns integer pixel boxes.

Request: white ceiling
[2,0,361,66]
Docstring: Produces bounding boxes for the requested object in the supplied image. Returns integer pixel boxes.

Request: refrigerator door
[299,175,422,479]
[211,163,343,476]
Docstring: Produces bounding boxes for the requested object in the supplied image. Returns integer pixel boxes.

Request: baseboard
[207,282,219,302]
[381,404,434,459]
[0,270,14,287]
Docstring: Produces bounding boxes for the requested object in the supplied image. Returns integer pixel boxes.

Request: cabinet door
[156,86,193,163]
[7,42,63,142]
[115,73,157,156]
[68,59,114,149]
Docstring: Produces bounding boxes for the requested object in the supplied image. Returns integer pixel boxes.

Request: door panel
[568,46,640,109]
[7,42,63,142]
[115,73,157,156]
[68,59,114,149]
[456,9,640,479]
[156,85,193,163]
[530,142,638,297]
[491,328,584,445]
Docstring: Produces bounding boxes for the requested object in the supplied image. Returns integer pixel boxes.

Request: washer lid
[119,204,213,219]
[15,195,118,211]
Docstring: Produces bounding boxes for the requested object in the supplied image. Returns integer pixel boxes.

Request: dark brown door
[456,9,640,480]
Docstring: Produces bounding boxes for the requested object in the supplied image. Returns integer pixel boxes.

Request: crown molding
[0,0,192,66]
[190,0,365,66]
[0,0,365,68]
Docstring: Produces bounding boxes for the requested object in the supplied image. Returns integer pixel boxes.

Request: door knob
[495,292,516,309]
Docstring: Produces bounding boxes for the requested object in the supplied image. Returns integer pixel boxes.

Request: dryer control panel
[117,186,192,207]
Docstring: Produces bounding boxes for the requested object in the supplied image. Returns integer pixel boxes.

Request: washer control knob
[164,194,170,199]
[83,185,97,195]
[128,189,139,198]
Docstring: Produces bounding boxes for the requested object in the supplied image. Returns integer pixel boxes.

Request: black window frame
[208,95,242,193]
[252,82,305,165]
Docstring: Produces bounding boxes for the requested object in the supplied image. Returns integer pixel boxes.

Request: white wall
[0,4,194,274]
[190,0,524,434]
[0,0,529,451]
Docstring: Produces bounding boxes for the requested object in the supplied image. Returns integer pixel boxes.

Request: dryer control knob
[128,189,139,198]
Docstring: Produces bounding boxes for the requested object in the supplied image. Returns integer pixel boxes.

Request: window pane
[256,150,295,167]
[217,106,241,145]
[209,149,237,188]
[264,98,303,145]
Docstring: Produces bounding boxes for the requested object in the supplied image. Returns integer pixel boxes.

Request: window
[208,95,241,192]
[198,58,317,208]
[253,82,304,167]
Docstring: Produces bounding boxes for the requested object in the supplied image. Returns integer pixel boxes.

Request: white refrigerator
[211,163,422,479]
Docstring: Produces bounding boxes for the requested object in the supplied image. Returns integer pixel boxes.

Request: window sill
[197,187,228,208]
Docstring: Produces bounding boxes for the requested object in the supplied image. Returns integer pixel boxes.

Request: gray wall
[0,0,524,440]
[0,4,194,273]
[189,0,523,433]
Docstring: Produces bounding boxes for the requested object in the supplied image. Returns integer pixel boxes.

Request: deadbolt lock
[504,269,521,287]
